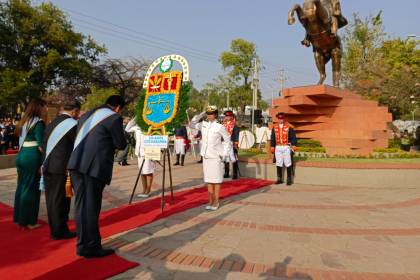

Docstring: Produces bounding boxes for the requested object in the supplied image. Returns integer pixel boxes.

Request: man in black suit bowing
[68,95,127,258]
[42,100,81,240]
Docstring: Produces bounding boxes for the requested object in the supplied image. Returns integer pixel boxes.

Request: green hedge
[297,139,323,148]
[297,146,326,153]
[388,138,401,149]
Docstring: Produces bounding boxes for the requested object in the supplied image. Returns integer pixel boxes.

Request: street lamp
[407,34,420,40]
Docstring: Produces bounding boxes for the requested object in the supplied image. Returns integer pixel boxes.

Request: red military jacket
[273,123,290,145]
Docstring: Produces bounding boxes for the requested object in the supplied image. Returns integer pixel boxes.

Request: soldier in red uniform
[223,110,240,179]
[270,112,297,185]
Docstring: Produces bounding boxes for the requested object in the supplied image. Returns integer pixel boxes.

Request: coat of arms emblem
[142,55,190,134]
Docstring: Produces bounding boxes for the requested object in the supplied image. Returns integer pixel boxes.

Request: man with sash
[42,101,80,240]
[270,112,297,185]
[223,110,240,179]
[68,95,127,258]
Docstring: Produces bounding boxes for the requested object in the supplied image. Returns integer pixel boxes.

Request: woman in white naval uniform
[125,118,155,198]
[189,106,232,210]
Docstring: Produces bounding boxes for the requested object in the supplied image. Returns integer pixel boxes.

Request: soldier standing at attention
[189,106,232,211]
[270,112,297,186]
[174,123,188,166]
[222,110,240,179]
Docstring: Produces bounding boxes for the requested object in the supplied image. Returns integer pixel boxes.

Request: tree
[218,39,264,112]
[94,57,149,104]
[341,12,420,119]
[81,86,117,111]
[0,0,105,110]
[220,39,257,86]
[341,12,386,95]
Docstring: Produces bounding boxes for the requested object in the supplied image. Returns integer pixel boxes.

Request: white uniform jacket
[125,118,145,157]
[189,112,233,160]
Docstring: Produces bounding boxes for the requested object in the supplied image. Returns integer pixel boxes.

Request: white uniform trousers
[275,145,292,167]
[203,157,224,184]
[174,138,185,155]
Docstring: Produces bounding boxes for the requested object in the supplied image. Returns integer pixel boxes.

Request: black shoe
[79,248,115,259]
[197,160,203,163]
[51,231,77,240]
[286,181,293,186]
[275,179,284,185]
[174,162,180,166]
[223,173,230,178]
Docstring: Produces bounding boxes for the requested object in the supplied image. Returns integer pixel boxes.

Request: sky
[36,0,420,102]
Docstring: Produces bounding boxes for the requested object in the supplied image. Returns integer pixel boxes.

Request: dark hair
[16,98,47,136]
[63,100,81,111]
[106,95,125,108]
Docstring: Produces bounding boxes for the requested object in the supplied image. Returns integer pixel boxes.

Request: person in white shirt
[189,106,233,210]
[125,118,155,198]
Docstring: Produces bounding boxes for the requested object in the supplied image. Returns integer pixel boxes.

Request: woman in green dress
[14,98,47,230]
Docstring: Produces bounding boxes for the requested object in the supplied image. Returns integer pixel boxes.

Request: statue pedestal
[269,85,393,155]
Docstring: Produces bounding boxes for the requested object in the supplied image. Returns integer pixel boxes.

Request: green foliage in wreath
[135,82,192,135]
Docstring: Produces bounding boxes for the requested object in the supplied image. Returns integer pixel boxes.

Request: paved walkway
[1,155,420,280]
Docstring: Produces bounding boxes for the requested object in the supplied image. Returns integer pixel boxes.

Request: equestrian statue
[288,0,348,87]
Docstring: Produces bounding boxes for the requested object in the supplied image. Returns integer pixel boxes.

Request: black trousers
[44,173,71,237]
[71,171,106,254]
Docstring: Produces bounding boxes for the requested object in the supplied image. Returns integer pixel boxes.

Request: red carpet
[0,178,272,279]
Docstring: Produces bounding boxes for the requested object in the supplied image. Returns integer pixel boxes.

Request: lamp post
[407,34,420,39]
[410,95,417,121]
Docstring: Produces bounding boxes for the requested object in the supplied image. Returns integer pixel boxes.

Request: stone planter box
[238,157,420,188]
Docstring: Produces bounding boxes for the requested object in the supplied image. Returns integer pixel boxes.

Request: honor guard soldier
[223,110,240,179]
[41,100,81,240]
[174,123,188,166]
[270,112,297,185]
[68,95,127,259]
[189,106,233,210]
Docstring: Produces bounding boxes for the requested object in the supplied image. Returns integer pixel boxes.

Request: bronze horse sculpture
[288,0,348,87]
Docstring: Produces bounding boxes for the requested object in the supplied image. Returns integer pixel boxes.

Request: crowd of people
[11,95,299,261]
[0,117,19,154]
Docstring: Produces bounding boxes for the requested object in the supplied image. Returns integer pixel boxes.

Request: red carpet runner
[0,178,272,279]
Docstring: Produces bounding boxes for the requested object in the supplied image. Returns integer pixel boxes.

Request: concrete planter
[238,158,420,188]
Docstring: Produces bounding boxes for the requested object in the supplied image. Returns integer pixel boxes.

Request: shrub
[297,139,323,148]
[388,138,401,149]
[297,147,326,153]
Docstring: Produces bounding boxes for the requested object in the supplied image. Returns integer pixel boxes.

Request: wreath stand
[128,148,174,212]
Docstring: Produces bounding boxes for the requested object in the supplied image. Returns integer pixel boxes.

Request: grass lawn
[238,151,420,164]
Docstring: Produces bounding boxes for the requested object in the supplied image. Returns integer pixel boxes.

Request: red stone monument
[269,85,393,155]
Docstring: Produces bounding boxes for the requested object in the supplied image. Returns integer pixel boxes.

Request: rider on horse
[301,0,347,47]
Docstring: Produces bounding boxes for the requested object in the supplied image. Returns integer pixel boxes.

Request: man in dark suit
[68,95,127,258]
[42,100,81,240]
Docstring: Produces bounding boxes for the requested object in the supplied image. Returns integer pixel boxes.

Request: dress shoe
[275,179,284,185]
[51,231,77,240]
[209,203,220,211]
[79,248,115,259]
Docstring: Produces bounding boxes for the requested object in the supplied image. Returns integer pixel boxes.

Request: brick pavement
[1,155,420,279]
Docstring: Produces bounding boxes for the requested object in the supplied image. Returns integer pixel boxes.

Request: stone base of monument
[269,85,393,155]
